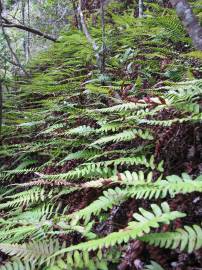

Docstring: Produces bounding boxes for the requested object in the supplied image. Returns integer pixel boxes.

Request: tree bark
[170,0,202,50]
[138,0,143,18]
[100,0,106,76]
[0,80,2,135]
[27,0,31,59]
[78,0,100,64]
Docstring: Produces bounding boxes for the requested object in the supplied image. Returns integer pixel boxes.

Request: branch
[1,19,57,42]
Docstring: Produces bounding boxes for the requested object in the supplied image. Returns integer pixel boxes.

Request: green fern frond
[0,187,51,209]
[44,164,114,180]
[0,240,63,266]
[96,103,147,113]
[139,113,202,126]
[68,187,128,223]
[54,202,185,256]
[58,149,101,164]
[119,172,202,199]
[67,125,96,136]
[0,258,34,270]
[144,261,165,270]
[91,129,153,145]
[141,224,202,253]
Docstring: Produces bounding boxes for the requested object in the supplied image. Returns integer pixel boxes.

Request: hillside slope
[0,3,202,270]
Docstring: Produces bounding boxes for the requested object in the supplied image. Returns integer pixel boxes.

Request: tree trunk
[100,0,106,76]
[0,80,2,135]
[21,0,27,61]
[27,0,31,60]
[138,0,143,18]
[170,0,202,50]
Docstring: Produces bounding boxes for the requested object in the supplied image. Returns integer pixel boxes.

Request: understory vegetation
[0,1,202,269]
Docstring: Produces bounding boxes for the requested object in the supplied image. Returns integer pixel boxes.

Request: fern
[91,128,153,146]
[0,258,35,270]
[54,202,185,256]
[141,225,202,253]
[120,172,202,199]
[68,187,128,223]
[1,3,202,269]
[65,172,201,223]
[144,261,165,270]
[0,187,51,209]
[0,240,63,266]
[96,102,147,113]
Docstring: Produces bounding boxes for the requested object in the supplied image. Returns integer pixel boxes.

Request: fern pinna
[0,1,202,269]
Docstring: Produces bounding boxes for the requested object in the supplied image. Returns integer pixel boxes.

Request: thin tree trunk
[138,0,143,18]
[1,26,29,76]
[71,0,82,29]
[0,80,2,135]
[100,0,106,76]
[27,0,31,59]
[21,0,27,61]
[170,0,202,50]
[78,0,100,65]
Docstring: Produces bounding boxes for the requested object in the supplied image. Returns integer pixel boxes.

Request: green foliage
[54,202,185,255]
[141,224,202,253]
[1,2,202,269]
[144,261,165,270]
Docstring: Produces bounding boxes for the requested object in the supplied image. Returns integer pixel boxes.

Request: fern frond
[141,224,202,253]
[91,129,153,145]
[139,113,202,126]
[119,172,202,199]
[96,103,147,113]
[68,187,128,222]
[44,164,114,180]
[144,261,165,270]
[54,202,185,256]
[67,125,95,136]
[0,187,51,209]
[0,240,62,266]
[58,149,100,164]
[0,258,34,270]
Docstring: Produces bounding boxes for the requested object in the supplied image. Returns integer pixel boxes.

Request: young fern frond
[67,125,96,136]
[123,172,202,199]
